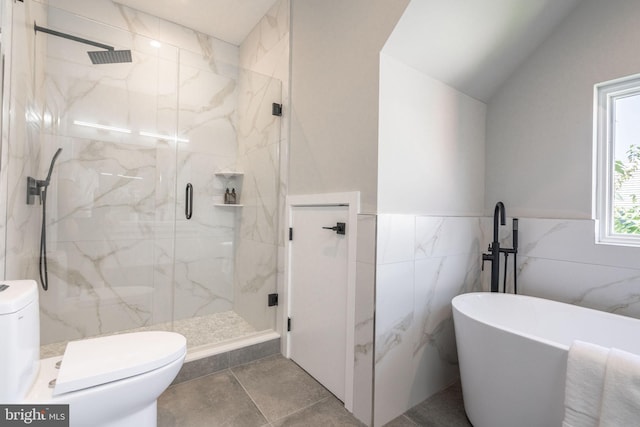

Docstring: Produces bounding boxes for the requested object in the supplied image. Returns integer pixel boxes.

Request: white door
[289,205,349,401]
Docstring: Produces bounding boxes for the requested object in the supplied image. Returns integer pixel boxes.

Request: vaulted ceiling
[383,0,584,101]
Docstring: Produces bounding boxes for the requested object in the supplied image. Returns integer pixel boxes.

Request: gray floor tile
[272,395,365,427]
[158,370,267,427]
[404,382,471,427]
[383,414,419,426]
[231,355,331,422]
[160,355,469,427]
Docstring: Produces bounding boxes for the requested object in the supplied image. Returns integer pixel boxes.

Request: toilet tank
[0,280,40,402]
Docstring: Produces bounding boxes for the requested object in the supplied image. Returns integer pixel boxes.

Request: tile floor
[158,354,472,427]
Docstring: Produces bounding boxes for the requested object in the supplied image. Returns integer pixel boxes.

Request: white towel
[563,341,609,427]
[599,348,640,427]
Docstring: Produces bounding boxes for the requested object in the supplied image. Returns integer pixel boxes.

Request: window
[595,73,640,245]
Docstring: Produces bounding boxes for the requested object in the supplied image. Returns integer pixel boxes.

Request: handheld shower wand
[44,148,62,185]
[27,148,63,290]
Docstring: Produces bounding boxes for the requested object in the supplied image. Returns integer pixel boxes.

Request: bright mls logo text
[1,405,69,426]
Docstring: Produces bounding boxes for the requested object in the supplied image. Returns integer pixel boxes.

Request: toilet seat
[53,331,186,396]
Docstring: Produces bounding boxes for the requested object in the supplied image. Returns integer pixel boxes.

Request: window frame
[594,73,640,246]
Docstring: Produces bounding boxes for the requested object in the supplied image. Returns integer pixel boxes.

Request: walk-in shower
[2,2,282,358]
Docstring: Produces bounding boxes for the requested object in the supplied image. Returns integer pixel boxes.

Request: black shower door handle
[185,183,193,219]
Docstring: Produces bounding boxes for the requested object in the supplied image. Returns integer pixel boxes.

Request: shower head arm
[34,23,115,51]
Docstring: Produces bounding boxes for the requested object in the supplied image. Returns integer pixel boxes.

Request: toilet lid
[53,331,186,396]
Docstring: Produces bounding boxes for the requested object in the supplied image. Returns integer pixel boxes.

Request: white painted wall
[486,0,640,219]
[378,54,486,216]
[289,0,409,214]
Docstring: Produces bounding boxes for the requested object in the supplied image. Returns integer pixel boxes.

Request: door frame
[283,191,360,412]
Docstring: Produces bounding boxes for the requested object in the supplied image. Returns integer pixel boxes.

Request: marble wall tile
[39,239,157,343]
[410,255,469,405]
[375,261,414,337]
[518,255,640,318]
[46,0,160,39]
[233,237,278,331]
[235,66,281,227]
[374,260,415,426]
[377,214,415,264]
[353,214,377,425]
[237,69,282,156]
[353,261,375,425]
[415,216,483,259]
[517,218,640,268]
[374,214,481,426]
[172,235,235,320]
[237,144,280,244]
[239,0,289,78]
[46,0,239,68]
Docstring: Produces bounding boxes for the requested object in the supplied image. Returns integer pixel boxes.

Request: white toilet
[0,279,186,427]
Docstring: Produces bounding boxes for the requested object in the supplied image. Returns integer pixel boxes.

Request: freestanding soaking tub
[452,292,640,427]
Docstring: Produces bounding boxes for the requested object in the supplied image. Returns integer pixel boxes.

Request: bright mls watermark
[0,405,69,426]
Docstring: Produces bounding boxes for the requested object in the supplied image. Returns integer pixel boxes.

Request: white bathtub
[452,292,640,427]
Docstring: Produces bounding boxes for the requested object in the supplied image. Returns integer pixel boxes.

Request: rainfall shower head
[87,49,132,65]
[34,23,132,65]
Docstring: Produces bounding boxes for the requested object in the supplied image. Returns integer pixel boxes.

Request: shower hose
[39,185,50,290]
[38,148,63,291]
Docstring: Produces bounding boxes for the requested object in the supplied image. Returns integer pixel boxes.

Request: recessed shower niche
[215,172,244,207]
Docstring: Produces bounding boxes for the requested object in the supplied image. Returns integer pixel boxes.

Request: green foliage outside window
[614,144,640,234]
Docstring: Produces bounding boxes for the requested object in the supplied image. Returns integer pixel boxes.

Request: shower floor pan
[40,310,259,359]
